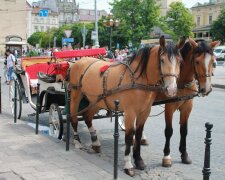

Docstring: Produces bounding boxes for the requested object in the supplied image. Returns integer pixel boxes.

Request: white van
[213,46,225,64]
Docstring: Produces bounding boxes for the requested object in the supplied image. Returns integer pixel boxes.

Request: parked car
[213,46,225,65]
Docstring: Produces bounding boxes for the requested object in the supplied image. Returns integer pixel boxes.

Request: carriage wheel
[118,116,125,131]
[49,103,64,139]
[9,80,22,119]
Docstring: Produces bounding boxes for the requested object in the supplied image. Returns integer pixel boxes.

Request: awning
[5,41,27,45]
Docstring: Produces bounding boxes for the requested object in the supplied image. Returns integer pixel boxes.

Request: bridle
[191,46,213,94]
[193,56,212,79]
[158,47,180,85]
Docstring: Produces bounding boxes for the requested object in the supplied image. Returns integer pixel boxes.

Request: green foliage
[111,0,160,47]
[27,32,43,47]
[26,50,39,57]
[211,8,225,43]
[161,2,194,41]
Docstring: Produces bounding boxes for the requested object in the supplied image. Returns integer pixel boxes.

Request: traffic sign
[62,38,74,43]
[91,31,97,40]
[64,30,72,38]
[39,9,48,17]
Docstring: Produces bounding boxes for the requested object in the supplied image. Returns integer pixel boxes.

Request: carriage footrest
[38,72,56,83]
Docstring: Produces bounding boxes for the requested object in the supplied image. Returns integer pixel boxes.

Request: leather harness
[70,47,179,116]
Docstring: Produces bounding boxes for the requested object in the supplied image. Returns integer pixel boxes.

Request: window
[34,26,39,32]
[209,15,213,25]
[197,16,200,26]
[41,26,44,31]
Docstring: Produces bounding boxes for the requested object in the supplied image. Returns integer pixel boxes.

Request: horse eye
[196,61,199,65]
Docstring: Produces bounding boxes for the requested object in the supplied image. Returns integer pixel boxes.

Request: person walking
[5,49,16,85]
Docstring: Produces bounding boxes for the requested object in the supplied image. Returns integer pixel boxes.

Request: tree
[27,32,43,47]
[211,9,225,43]
[111,0,160,47]
[162,2,194,41]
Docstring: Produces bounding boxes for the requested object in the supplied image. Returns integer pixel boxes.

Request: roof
[5,41,27,45]
[191,2,217,8]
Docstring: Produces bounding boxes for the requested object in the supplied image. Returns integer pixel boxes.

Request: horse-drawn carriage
[9,36,219,177]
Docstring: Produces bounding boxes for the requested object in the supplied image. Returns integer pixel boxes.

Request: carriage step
[28,113,36,117]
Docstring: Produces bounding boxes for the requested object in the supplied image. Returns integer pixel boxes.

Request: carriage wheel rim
[49,104,60,138]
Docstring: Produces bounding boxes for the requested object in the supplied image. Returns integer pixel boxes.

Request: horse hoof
[74,140,82,149]
[134,159,146,170]
[181,153,192,164]
[162,158,172,167]
[124,168,135,177]
[141,139,149,146]
[92,145,101,153]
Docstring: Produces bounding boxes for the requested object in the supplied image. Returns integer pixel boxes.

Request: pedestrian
[14,49,18,59]
[5,49,16,85]
[3,52,9,84]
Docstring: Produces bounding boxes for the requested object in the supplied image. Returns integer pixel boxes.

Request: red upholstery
[53,48,107,59]
[25,62,69,80]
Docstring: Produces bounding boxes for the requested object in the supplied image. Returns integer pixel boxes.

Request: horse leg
[133,109,150,170]
[162,106,175,167]
[141,133,149,145]
[83,107,101,153]
[179,101,192,164]
[70,89,83,149]
[124,112,135,177]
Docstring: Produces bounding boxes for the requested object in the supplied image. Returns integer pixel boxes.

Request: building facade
[31,7,59,34]
[56,0,79,26]
[191,0,225,41]
[157,0,182,16]
[79,9,107,23]
[0,0,27,55]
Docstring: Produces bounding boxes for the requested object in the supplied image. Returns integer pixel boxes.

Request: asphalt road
[0,61,225,179]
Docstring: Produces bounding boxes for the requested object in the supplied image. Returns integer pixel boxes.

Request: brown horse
[154,38,220,167]
[68,36,182,176]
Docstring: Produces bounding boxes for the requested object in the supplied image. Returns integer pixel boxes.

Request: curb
[212,84,225,89]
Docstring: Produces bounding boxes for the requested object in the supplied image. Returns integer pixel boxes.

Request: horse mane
[180,41,192,61]
[195,40,213,55]
[127,42,180,77]
[163,42,181,61]
[127,46,152,77]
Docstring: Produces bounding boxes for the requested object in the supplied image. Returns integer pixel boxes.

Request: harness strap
[178,79,196,89]
[71,82,165,117]
[102,67,112,111]
[153,93,198,106]
[78,60,101,88]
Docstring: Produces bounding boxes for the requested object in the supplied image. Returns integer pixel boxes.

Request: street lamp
[103,13,119,51]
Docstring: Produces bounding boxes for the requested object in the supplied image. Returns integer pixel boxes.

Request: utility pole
[82,23,87,48]
[94,0,99,48]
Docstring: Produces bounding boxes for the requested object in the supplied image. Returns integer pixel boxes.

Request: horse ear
[210,41,220,49]
[189,37,198,48]
[177,36,187,49]
[159,35,166,48]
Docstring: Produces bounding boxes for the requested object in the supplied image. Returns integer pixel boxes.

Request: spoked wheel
[9,80,22,119]
[118,116,125,131]
[49,103,64,139]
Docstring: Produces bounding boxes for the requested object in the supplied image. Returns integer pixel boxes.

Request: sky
[28,0,210,12]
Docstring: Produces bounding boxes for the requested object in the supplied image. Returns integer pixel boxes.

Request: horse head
[158,35,182,97]
[191,39,220,96]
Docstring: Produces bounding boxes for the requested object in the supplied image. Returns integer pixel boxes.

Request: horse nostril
[201,88,206,93]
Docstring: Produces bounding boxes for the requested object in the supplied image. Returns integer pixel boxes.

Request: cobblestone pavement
[0,61,225,179]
